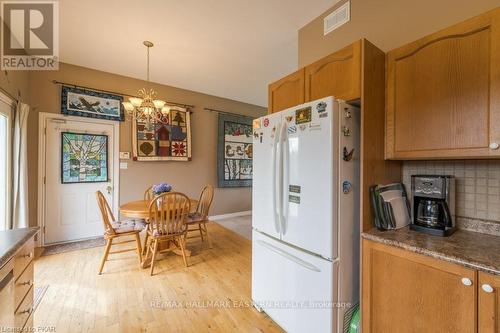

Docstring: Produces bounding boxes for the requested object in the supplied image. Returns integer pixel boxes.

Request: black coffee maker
[410,175,456,236]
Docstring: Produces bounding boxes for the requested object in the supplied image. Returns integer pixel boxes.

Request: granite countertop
[362,226,500,275]
[0,227,39,268]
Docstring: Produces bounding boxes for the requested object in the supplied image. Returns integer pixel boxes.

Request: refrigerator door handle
[281,123,289,234]
[272,122,281,233]
[256,240,321,272]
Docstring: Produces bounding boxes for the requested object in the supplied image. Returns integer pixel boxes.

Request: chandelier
[122,41,169,123]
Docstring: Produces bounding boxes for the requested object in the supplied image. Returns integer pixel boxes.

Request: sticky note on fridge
[289,195,300,204]
[253,119,261,129]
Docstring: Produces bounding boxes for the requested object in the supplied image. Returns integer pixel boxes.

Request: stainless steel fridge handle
[257,240,321,272]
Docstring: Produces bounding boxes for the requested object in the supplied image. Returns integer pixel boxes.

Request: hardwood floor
[33,223,283,333]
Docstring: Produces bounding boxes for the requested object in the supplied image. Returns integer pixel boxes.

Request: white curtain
[12,102,29,229]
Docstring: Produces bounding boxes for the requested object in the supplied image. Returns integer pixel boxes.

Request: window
[0,95,12,231]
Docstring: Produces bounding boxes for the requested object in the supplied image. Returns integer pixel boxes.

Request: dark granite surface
[0,227,39,268]
[362,226,500,275]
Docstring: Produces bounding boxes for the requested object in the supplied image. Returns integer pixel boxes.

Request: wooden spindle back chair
[145,192,191,275]
[186,185,214,248]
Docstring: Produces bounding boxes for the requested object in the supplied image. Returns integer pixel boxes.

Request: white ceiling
[59,0,337,107]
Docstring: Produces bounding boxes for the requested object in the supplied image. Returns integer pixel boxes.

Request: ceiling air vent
[324,1,350,36]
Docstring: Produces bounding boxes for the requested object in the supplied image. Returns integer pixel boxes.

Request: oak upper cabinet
[304,41,361,102]
[362,240,477,333]
[479,272,500,332]
[268,69,305,114]
[386,8,500,159]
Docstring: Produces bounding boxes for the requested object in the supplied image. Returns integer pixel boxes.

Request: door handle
[482,284,494,293]
[257,240,321,272]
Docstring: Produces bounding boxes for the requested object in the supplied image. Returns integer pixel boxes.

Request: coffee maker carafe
[410,175,455,236]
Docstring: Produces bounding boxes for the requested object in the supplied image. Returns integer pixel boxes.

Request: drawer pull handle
[490,143,500,150]
[482,284,494,293]
[461,277,473,286]
[19,280,31,286]
[21,252,32,258]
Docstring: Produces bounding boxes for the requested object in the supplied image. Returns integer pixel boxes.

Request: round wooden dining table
[119,198,199,219]
[119,198,199,268]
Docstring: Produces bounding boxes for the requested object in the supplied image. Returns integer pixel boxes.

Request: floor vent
[324,1,350,36]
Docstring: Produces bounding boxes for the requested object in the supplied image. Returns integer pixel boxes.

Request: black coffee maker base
[410,224,456,237]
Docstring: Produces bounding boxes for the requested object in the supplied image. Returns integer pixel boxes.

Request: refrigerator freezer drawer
[252,231,338,333]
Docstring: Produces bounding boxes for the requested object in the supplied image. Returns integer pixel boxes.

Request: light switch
[120,162,128,170]
[119,151,131,159]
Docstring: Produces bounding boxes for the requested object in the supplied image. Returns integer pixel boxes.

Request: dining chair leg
[134,233,143,267]
[178,236,188,268]
[142,232,149,256]
[204,222,212,249]
[150,239,159,276]
[98,238,113,275]
[198,223,204,241]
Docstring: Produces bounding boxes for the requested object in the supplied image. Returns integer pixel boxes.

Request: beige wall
[19,63,266,227]
[298,0,500,67]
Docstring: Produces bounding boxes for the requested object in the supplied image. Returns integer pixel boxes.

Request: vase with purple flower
[152,183,173,208]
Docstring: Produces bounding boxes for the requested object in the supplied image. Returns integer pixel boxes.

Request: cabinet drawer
[14,261,33,311]
[14,285,33,329]
[14,237,34,281]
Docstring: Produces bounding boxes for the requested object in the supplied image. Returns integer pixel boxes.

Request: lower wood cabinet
[479,271,500,332]
[362,239,477,332]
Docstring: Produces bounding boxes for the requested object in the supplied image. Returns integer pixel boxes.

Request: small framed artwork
[61,86,124,121]
[217,113,253,187]
[61,132,108,184]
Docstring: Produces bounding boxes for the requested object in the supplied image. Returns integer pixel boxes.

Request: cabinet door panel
[305,41,361,102]
[362,240,477,333]
[268,69,304,114]
[479,272,500,332]
[386,9,500,159]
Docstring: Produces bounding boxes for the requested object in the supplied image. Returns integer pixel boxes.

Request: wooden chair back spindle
[195,185,214,219]
[96,191,116,235]
[144,186,154,202]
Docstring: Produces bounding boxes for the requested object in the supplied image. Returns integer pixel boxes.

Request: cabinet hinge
[43,176,46,185]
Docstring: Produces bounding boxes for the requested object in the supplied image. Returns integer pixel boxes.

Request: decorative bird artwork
[343,147,355,161]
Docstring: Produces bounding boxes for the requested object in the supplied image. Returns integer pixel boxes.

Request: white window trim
[0,91,14,231]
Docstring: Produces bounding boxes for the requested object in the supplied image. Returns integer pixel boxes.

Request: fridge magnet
[319,112,328,118]
[259,132,263,143]
[287,125,297,134]
[271,126,276,138]
[299,124,306,131]
[285,115,294,123]
[263,118,270,127]
[295,106,312,124]
[343,147,355,161]
[309,123,321,131]
[253,118,261,129]
[217,113,253,187]
[289,185,301,193]
[342,180,352,194]
[316,101,327,113]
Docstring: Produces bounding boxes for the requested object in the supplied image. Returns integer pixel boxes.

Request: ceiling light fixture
[122,41,170,123]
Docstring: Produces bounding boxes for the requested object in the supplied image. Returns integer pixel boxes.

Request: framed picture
[61,132,108,183]
[217,113,253,187]
[61,86,124,121]
[132,107,192,161]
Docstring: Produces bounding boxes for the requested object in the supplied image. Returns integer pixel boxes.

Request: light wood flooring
[33,222,283,332]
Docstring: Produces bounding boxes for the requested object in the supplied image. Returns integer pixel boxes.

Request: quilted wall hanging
[132,107,192,161]
[217,113,253,187]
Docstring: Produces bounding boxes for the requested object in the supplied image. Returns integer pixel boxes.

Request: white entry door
[43,116,118,244]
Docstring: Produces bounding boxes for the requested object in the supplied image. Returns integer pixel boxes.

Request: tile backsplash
[402,161,500,230]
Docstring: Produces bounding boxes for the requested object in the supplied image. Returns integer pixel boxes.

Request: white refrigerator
[252,97,360,333]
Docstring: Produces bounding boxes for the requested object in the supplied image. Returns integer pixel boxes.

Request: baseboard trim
[210,210,251,220]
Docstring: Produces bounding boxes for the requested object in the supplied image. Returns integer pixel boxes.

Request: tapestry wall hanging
[132,107,192,161]
[61,132,108,183]
[61,86,124,122]
[217,114,253,187]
